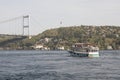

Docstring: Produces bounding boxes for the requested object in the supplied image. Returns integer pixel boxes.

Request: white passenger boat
[68,43,99,57]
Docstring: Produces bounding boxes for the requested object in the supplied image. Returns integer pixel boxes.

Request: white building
[107,45,113,50]
[33,44,50,50]
[57,46,65,50]
[34,44,43,49]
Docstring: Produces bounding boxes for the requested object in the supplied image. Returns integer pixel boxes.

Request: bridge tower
[23,15,29,36]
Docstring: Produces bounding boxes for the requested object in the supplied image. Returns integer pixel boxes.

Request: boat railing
[72,46,99,52]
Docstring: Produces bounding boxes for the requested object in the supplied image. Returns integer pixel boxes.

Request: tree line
[38,25,120,50]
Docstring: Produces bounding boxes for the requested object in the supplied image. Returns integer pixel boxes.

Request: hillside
[0,35,28,50]
[0,25,120,50]
[36,25,120,50]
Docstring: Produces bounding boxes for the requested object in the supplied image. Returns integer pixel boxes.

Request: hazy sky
[0,0,120,35]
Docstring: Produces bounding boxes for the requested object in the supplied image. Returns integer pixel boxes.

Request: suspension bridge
[0,15,30,36]
[0,15,31,48]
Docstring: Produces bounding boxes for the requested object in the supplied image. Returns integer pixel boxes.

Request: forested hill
[37,25,120,50]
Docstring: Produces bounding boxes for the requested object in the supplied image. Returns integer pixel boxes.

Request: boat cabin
[72,43,99,52]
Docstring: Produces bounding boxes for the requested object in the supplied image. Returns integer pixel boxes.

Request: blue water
[0,50,120,80]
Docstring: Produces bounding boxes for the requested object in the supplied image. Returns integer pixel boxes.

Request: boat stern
[88,52,99,57]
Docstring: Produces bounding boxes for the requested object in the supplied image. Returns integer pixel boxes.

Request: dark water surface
[0,50,120,80]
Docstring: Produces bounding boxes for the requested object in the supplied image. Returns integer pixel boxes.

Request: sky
[0,0,120,35]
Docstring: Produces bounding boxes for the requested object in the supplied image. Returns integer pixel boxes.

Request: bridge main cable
[0,16,23,24]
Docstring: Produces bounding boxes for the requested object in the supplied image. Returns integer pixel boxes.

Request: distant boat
[68,43,99,57]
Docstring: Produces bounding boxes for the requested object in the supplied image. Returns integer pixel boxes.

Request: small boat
[68,43,99,57]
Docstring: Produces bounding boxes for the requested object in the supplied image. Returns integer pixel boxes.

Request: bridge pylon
[22,15,29,36]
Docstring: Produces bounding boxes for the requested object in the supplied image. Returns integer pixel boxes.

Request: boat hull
[69,51,99,57]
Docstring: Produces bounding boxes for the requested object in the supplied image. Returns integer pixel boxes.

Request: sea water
[0,50,120,80]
